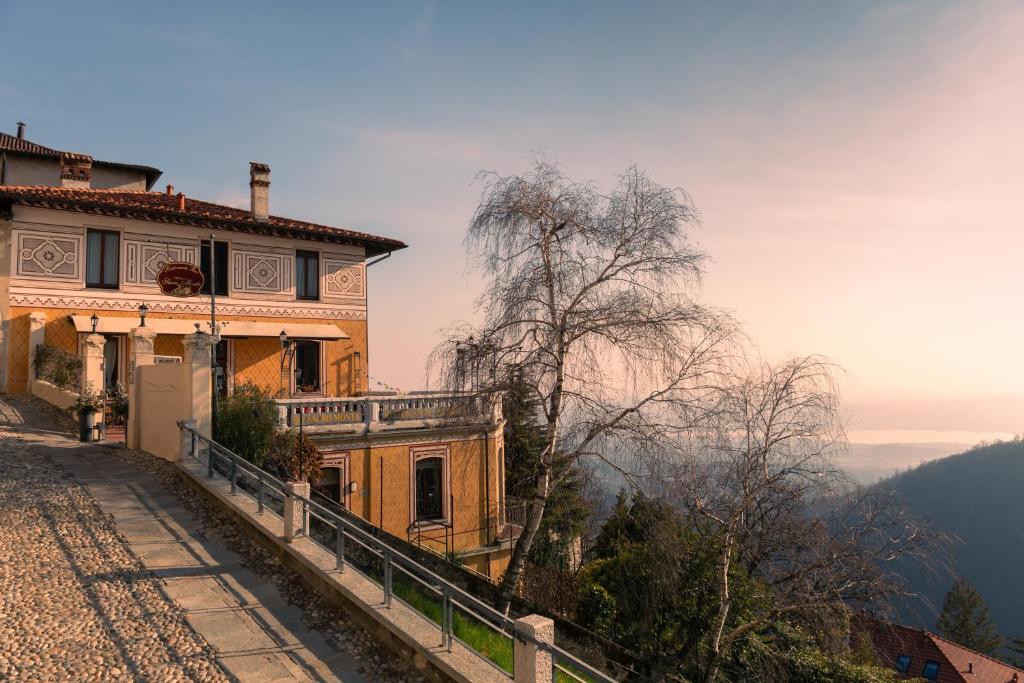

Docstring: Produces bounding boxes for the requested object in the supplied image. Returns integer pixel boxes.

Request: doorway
[213,339,230,397]
[315,452,350,508]
[102,336,119,393]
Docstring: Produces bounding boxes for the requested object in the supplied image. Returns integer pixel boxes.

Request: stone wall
[29,378,77,410]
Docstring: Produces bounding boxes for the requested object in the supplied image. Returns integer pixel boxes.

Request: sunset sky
[2,1,1021,438]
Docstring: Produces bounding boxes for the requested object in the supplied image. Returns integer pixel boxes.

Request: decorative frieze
[16,231,82,280]
[125,240,198,286]
[324,259,365,299]
[8,292,367,320]
[233,249,290,294]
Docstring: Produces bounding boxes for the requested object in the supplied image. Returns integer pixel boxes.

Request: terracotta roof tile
[0,185,407,256]
[854,615,1024,683]
[0,131,75,158]
[1,132,162,188]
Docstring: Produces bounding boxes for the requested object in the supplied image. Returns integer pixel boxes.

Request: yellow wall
[6,305,367,396]
[328,429,511,580]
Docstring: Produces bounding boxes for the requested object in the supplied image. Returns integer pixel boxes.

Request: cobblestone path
[0,397,421,682]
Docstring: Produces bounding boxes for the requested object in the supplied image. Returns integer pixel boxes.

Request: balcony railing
[274,392,502,432]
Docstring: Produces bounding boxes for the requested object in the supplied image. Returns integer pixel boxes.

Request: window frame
[199,239,230,296]
[409,446,451,528]
[85,228,120,289]
[295,249,320,301]
[921,661,940,680]
[895,655,910,673]
[292,339,323,395]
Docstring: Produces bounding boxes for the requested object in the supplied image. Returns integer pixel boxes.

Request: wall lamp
[279,330,291,349]
[90,313,99,334]
[138,303,149,327]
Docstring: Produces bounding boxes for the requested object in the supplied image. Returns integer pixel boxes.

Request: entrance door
[102,336,119,394]
[317,452,349,507]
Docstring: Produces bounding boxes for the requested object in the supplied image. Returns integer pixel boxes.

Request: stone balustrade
[274,392,501,432]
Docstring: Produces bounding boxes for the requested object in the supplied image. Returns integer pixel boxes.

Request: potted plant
[108,384,129,424]
[74,389,105,443]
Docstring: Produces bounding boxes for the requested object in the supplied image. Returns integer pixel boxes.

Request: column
[126,326,156,450]
[27,313,47,389]
[80,334,105,396]
[513,614,554,683]
[28,312,46,364]
[183,333,214,439]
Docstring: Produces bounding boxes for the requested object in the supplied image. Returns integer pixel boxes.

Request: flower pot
[78,408,98,443]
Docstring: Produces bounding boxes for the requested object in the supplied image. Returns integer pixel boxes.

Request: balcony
[274,391,502,434]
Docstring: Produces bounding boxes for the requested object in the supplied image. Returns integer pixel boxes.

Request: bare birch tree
[432,159,732,612]
[662,355,945,683]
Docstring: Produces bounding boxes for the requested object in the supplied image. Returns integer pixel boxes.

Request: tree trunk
[703,532,733,683]
[497,466,551,614]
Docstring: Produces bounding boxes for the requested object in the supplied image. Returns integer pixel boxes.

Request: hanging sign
[156,262,204,297]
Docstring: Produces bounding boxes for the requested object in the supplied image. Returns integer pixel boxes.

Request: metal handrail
[177,421,614,682]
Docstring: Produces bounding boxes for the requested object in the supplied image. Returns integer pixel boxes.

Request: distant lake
[847,429,1016,445]
[840,431,1017,484]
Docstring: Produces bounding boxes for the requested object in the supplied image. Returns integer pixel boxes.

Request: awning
[68,315,349,340]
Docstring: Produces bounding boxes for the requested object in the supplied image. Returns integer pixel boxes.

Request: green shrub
[215,382,279,466]
[33,345,83,392]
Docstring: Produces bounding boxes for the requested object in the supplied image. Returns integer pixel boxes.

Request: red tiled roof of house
[0,185,407,256]
[0,131,80,158]
[854,615,1024,683]
[1,131,162,187]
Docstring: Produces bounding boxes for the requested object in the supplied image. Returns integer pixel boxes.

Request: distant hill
[841,442,972,485]
[874,439,1024,640]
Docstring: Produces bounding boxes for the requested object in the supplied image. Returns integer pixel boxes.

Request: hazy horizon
[2,1,1021,436]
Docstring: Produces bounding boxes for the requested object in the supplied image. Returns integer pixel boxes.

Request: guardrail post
[257,473,265,514]
[335,522,345,572]
[179,420,197,462]
[283,481,310,542]
[514,615,554,683]
[383,548,393,607]
[440,586,451,649]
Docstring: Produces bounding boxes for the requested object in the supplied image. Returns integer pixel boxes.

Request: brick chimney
[249,162,270,222]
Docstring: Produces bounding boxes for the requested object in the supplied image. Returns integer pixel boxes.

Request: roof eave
[2,194,407,255]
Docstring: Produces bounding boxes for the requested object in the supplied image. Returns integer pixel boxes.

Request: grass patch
[392,575,514,674]
[391,576,598,682]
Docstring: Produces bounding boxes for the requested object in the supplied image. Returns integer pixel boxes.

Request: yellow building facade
[0,130,514,579]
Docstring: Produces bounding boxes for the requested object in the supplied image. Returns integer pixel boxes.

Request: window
[199,240,229,296]
[296,250,319,300]
[921,661,940,680]
[895,655,910,673]
[293,340,321,393]
[85,229,119,288]
[415,457,445,523]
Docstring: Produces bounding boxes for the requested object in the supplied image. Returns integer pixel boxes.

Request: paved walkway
[0,396,393,682]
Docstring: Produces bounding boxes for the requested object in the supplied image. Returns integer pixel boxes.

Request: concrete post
[183,333,214,439]
[81,334,105,396]
[28,313,46,372]
[514,615,554,683]
[126,327,156,450]
[179,418,197,461]
[363,399,380,430]
[283,481,310,542]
